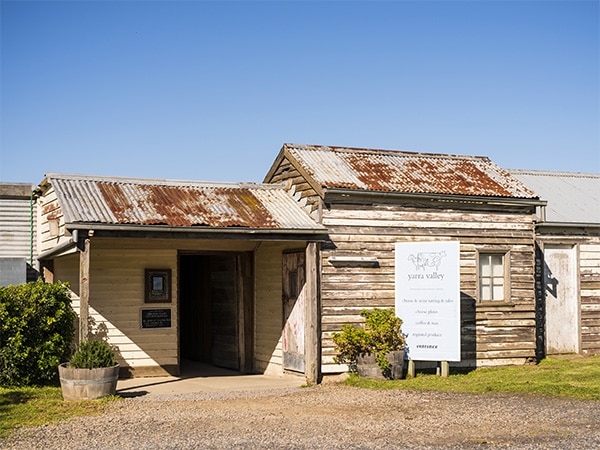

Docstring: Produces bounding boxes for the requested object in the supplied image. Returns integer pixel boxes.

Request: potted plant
[332,308,407,380]
[58,339,119,401]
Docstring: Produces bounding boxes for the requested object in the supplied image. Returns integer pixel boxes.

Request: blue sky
[1,0,598,184]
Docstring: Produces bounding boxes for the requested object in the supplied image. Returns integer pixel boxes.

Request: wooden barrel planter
[58,363,120,401]
[356,350,405,380]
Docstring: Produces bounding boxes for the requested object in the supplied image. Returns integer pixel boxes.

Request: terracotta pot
[356,350,405,380]
[58,362,120,401]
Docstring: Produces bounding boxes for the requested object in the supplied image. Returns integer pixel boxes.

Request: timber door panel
[544,245,579,354]
[282,251,306,373]
[210,255,239,370]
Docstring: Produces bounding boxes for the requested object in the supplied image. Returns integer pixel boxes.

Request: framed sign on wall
[145,269,171,303]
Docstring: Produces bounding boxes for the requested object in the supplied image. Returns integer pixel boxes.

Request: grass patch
[346,356,600,401]
[0,386,117,439]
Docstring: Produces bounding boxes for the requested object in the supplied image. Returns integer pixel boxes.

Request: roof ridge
[285,143,490,161]
[508,169,600,178]
[45,173,281,189]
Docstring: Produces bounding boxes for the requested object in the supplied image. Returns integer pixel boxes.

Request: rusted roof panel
[46,173,324,230]
[284,144,538,199]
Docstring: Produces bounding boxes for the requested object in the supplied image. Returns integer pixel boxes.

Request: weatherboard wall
[0,184,36,260]
[319,201,538,370]
[580,241,600,356]
[48,236,302,377]
[0,183,38,285]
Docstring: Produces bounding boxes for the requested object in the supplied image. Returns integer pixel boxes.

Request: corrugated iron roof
[508,169,600,224]
[44,173,325,231]
[282,144,538,199]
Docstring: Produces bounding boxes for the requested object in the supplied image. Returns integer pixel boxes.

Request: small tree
[0,280,76,386]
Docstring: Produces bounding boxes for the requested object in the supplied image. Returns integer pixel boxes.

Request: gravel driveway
[3,384,600,449]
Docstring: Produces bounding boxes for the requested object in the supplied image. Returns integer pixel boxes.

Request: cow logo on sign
[408,250,447,271]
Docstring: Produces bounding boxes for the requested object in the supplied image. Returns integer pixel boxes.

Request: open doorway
[179,253,253,374]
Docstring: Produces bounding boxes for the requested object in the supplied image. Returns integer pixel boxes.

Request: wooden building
[35,173,327,382]
[264,144,545,374]
[32,146,596,383]
[0,182,37,286]
[509,170,600,357]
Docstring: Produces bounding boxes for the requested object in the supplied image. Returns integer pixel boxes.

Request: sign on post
[395,241,461,362]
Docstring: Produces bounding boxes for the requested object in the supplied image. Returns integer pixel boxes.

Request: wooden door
[282,251,306,373]
[210,254,240,370]
[544,245,579,354]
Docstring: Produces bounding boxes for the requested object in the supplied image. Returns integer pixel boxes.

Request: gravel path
[3,384,600,449]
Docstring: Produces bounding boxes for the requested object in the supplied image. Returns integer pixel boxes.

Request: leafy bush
[333,308,406,373]
[0,281,76,386]
[69,340,116,369]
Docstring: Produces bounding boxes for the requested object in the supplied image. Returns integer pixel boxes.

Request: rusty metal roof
[281,144,538,199]
[44,173,324,231]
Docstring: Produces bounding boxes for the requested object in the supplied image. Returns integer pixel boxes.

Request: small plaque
[140,308,172,329]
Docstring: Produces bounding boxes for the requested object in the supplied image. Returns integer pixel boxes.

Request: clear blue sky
[1,0,598,184]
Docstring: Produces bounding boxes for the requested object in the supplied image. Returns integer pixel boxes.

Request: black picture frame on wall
[145,269,171,303]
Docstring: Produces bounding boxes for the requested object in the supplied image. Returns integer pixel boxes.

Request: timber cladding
[51,243,179,375]
[37,185,64,253]
[319,201,537,369]
[581,241,600,356]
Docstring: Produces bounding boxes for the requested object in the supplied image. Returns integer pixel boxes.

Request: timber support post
[304,242,321,385]
[78,231,91,343]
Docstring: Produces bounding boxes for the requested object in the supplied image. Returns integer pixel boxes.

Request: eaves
[322,188,546,207]
[65,222,329,242]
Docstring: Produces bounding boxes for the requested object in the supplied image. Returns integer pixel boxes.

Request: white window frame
[477,251,509,302]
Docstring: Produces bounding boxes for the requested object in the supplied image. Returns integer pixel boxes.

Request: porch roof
[41,173,326,236]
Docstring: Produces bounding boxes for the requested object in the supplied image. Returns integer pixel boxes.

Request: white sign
[395,241,461,361]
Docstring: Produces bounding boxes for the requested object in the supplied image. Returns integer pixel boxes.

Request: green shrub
[69,340,116,369]
[333,308,406,373]
[0,281,76,386]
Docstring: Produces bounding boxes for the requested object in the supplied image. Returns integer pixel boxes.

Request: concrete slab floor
[116,361,306,398]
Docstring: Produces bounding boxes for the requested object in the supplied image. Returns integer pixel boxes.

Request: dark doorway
[179,253,254,373]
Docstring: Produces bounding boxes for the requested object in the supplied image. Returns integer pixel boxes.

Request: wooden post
[407,359,416,378]
[304,242,320,385]
[441,360,449,377]
[79,235,90,343]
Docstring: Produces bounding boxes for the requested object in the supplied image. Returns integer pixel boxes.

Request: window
[479,253,506,301]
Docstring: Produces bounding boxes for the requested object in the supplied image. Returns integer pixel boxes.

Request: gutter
[66,222,327,235]
[37,238,77,261]
[323,188,547,207]
[64,223,329,242]
[537,221,600,229]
